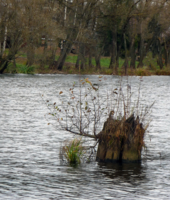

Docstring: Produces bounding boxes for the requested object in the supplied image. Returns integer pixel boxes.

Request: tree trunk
[3,25,8,53]
[137,34,144,68]
[0,43,1,57]
[164,38,168,67]
[157,53,163,69]
[79,43,86,70]
[57,50,68,71]
[0,52,15,74]
[27,44,35,66]
[88,47,93,68]
[115,56,119,75]
[164,49,168,67]
[167,48,170,68]
[123,33,128,75]
[0,59,9,74]
[95,54,101,70]
[75,54,80,69]
[0,24,8,56]
[109,27,117,70]
[157,39,163,69]
[48,48,57,68]
[57,42,73,71]
[130,37,136,69]
[39,36,48,69]
[115,45,121,75]
[96,113,145,163]
[57,30,77,71]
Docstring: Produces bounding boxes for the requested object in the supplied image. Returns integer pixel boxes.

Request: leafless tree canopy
[1,0,170,73]
[45,77,152,140]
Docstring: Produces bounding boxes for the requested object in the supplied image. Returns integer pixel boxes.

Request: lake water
[0,74,170,199]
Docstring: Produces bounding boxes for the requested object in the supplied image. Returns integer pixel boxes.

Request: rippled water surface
[0,74,170,199]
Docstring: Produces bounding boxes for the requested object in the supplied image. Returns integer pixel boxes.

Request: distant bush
[16,64,35,74]
[136,68,151,76]
[156,69,170,75]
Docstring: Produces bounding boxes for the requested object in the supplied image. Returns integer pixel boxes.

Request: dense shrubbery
[16,64,35,74]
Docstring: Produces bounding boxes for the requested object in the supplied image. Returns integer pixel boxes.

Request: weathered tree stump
[96,113,145,163]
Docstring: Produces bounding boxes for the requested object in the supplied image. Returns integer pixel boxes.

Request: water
[0,74,170,199]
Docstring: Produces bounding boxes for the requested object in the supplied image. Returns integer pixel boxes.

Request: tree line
[0,0,170,74]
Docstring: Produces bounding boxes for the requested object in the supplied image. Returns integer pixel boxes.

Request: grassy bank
[4,50,170,76]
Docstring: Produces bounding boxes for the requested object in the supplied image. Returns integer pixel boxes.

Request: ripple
[0,74,170,199]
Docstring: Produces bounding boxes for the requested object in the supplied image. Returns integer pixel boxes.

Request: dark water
[0,74,170,199]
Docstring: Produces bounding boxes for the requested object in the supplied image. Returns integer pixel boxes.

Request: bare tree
[0,0,61,73]
[44,77,153,162]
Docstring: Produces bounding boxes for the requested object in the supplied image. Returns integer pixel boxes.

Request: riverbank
[5,62,170,76]
[37,65,170,76]
[3,48,170,76]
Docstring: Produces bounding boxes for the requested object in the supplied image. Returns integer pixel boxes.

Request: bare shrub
[44,76,153,163]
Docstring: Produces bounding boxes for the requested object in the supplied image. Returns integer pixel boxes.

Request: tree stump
[96,113,145,163]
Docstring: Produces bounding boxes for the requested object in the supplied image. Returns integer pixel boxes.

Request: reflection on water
[98,162,146,182]
[0,74,170,199]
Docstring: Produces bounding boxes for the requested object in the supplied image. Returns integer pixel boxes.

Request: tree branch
[65,128,96,139]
